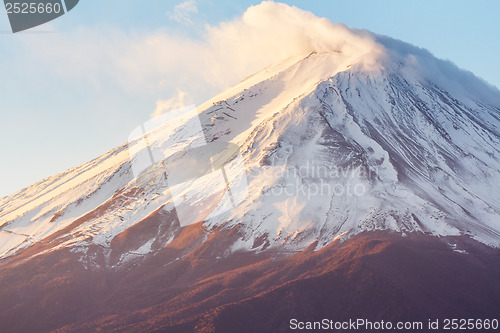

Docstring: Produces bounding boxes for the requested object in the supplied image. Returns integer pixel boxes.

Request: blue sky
[0,0,499,197]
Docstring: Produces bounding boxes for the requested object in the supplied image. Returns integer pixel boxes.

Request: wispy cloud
[16,2,380,113]
[167,0,198,25]
[151,89,192,118]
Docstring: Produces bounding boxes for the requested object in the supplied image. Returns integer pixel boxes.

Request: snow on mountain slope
[1,30,500,263]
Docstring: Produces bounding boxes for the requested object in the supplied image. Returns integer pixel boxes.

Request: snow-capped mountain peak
[1,32,500,264]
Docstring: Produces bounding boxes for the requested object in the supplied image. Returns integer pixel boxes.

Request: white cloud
[17,1,381,113]
[167,0,198,25]
[151,89,192,118]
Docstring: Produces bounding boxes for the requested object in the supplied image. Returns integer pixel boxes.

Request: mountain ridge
[1,32,500,265]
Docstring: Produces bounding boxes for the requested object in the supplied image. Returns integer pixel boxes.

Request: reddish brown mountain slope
[0,228,499,332]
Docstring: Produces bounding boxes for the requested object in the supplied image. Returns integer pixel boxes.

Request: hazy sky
[0,0,499,197]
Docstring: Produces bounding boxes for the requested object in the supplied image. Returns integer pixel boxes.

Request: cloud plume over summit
[20,1,381,111]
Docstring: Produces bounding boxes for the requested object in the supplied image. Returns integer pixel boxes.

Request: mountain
[1,28,500,332]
